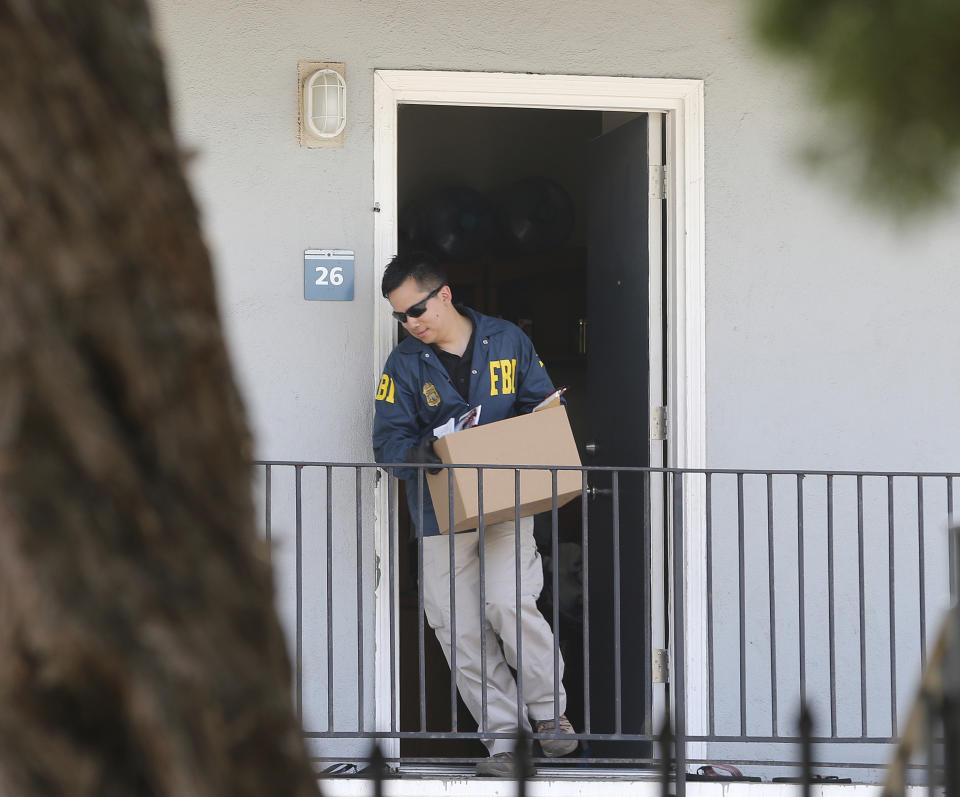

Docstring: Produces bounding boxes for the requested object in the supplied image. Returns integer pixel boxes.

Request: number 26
[316,266,344,286]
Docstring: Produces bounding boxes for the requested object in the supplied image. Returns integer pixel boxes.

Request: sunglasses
[391,285,443,323]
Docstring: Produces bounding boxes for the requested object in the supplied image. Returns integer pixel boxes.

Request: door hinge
[653,648,669,684]
[651,405,668,441]
[649,164,667,201]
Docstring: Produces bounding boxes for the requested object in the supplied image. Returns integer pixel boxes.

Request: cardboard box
[426,405,582,534]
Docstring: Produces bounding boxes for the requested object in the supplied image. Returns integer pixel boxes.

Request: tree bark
[0,2,321,795]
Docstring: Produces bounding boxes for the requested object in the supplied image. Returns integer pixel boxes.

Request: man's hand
[406,436,442,474]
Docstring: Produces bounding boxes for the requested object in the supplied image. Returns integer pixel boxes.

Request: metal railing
[254,460,959,789]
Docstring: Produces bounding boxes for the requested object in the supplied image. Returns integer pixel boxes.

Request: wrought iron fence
[254,461,959,790]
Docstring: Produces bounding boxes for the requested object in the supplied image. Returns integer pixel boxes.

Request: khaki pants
[422,515,567,755]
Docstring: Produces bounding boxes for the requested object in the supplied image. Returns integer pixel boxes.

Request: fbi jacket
[372,306,556,536]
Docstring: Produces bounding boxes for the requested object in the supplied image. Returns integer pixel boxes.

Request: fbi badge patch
[422,382,441,407]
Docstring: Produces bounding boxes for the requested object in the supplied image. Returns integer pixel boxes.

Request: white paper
[532,386,567,412]
[433,405,483,439]
[433,417,456,439]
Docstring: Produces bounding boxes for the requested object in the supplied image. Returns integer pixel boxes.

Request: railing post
[799,703,813,797]
[356,466,365,733]
[659,718,675,797]
[946,525,960,797]
[672,471,687,797]
[295,464,303,722]
[326,465,335,731]
[387,469,397,734]
[514,730,534,796]
[369,741,386,797]
[264,463,272,556]
[952,522,960,605]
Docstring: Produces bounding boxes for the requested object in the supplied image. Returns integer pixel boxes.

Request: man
[372,251,578,777]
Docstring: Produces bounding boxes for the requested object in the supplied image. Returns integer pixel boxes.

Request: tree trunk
[0,2,321,795]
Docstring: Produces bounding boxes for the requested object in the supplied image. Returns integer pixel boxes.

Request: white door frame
[371,70,707,763]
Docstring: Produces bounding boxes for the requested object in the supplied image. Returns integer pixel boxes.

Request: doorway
[372,69,708,769]
[393,104,663,763]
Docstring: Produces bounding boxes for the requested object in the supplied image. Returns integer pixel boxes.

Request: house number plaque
[304,249,354,300]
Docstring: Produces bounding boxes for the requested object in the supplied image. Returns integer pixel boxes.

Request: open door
[392,104,667,767]
[377,73,705,773]
[584,114,656,758]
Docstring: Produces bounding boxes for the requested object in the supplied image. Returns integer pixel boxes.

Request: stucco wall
[150,0,960,468]
[150,0,960,765]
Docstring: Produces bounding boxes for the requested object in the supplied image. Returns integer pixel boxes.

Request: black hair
[381,250,448,298]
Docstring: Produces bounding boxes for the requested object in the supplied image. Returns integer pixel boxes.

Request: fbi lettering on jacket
[489,359,517,396]
[376,373,395,403]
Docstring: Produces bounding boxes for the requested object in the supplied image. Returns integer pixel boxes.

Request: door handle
[585,442,599,456]
[587,485,613,500]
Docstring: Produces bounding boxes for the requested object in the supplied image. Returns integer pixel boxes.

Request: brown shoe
[476,752,537,777]
[532,715,579,757]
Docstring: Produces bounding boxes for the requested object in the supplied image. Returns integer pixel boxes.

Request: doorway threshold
[320,773,667,797]
[394,764,662,780]
[322,781,917,797]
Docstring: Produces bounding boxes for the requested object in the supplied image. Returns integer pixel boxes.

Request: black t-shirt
[431,315,476,402]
